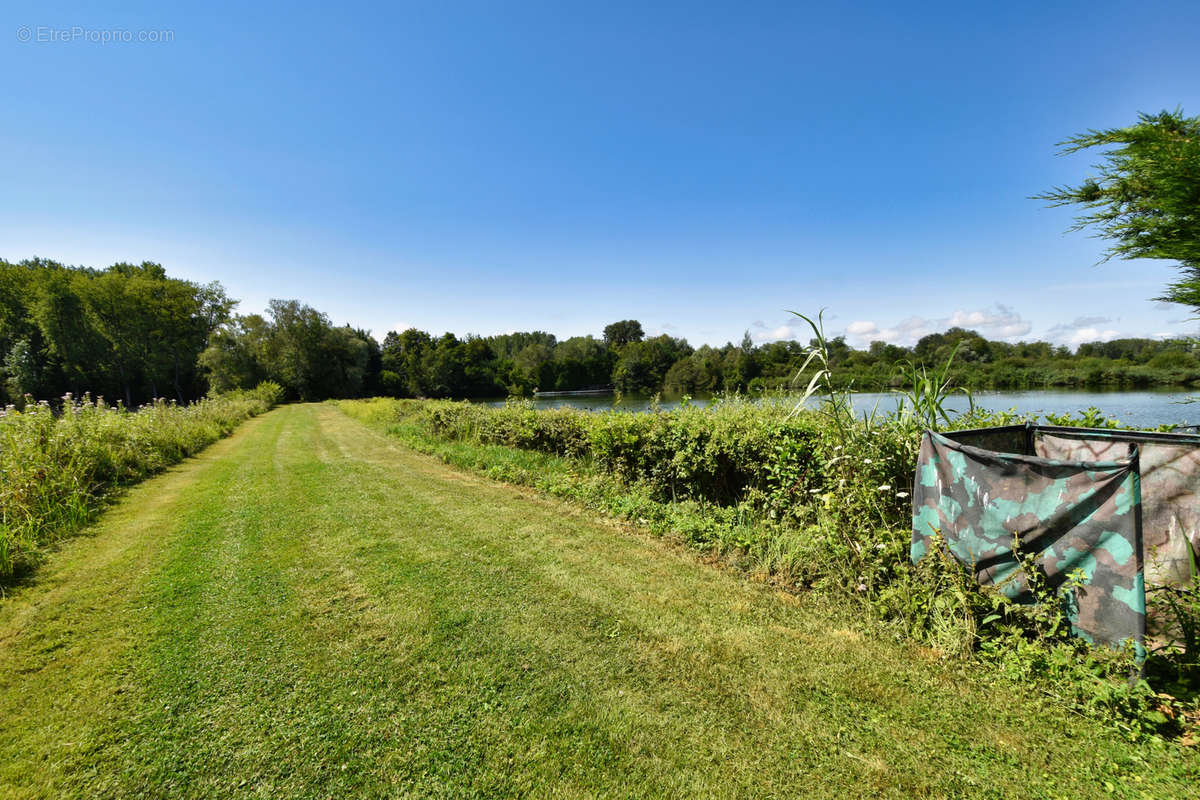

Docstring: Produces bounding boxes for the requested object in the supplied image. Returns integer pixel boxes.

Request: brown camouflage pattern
[1034,428,1200,589]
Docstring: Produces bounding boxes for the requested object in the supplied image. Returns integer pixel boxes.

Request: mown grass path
[0,404,1194,798]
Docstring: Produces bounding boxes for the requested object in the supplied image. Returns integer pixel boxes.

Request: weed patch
[0,382,282,579]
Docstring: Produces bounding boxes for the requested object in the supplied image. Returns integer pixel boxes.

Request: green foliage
[3,339,37,405]
[1145,546,1200,718]
[340,395,918,599]
[0,258,235,407]
[5,255,1200,409]
[612,335,693,394]
[0,382,281,578]
[1043,405,1123,428]
[1036,109,1200,309]
[410,396,823,507]
[602,319,644,348]
[785,309,870,440]
[779,328,1200,393]
[202,300,373,401]
[893,341,973,430]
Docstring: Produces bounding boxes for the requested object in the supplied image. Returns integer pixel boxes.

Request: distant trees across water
[4,257,1200,406]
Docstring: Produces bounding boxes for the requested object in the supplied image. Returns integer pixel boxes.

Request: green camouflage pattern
[911,429,1146,651]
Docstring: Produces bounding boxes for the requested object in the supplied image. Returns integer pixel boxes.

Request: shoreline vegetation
[334,394,1200,743]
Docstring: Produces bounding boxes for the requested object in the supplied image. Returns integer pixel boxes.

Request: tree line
[4,257,1200,407]
[358,323,1200,397]
[1,258,233,407]
[0,259,379,406]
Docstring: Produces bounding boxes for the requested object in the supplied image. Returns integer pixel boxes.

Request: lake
[483,388,1200,429]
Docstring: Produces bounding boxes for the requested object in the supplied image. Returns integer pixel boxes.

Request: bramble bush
[418,396,825,506]
[0,381,282,578]
[340,394,990,590]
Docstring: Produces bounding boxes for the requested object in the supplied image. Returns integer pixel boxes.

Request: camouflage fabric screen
[911,428,1146,650]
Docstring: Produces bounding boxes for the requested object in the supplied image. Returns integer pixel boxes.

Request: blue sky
[3,1,1199,348]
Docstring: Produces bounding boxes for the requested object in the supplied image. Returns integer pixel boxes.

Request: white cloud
[1069,315,1113,328]
[1045,316,1121,346]
[846,320,878,336]
[752,324,799,343]
[945,305,1032,339]
[1045,316,1111,337]
[851,317,936,345]
[755,305,1040,348]
[645,322,683,338]
[839,306,1032,347]
[882,316,937,343]
[1068,327,1120,344]
[839,317,910,345]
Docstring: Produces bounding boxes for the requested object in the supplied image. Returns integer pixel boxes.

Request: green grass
[0,404,1196,798]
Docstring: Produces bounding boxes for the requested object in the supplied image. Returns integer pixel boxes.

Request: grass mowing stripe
[0,412,275,799]
[1,404,1195,798]
[112,408,418,797]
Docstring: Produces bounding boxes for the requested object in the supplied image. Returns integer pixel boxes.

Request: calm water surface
[483,389,1200,429]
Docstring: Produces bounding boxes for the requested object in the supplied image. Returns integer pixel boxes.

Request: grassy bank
[335,397,1200,740]
[1,403,1196,797]
[0,382,282,579]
